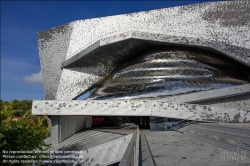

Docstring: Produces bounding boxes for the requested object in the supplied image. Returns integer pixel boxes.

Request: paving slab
[140,131,250,166]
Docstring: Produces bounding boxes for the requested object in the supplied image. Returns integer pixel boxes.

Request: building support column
[50,115,87,144]
[51,115,60,144]
[85,116,92,128]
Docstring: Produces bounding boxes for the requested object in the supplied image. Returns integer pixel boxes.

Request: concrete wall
[85,116,92,128]
[33,100,250,123]
[51,115,87,144]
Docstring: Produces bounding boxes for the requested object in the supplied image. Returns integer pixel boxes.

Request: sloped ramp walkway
[43,129,134,165]
[140,131,249,166]
[44,129,129,150]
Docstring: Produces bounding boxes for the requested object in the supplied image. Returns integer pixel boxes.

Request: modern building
[32,0,250,147]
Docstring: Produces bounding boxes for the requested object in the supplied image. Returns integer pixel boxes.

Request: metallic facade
[91,47,249,100]
[33,1,250,144]
[37,1,250,100]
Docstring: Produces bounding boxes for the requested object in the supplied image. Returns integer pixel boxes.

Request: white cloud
[22,71,43,84]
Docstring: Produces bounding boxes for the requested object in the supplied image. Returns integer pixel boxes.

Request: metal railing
[119,125,139,166]
[170,116,217,131]
[169,115,195,130]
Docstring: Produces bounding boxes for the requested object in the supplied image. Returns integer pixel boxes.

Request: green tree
[1,100,32,117]
[0,100,51,165]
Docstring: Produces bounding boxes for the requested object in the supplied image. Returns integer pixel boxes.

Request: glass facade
[150,116,193,131]
[91,116,150,129]
[91,116,193,131]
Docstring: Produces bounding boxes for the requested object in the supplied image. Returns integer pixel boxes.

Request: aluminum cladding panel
[37,1,250,100]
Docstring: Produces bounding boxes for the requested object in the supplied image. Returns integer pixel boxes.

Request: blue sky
[1,0,216,101]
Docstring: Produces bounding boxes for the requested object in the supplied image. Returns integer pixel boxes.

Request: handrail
[170,117,218,131]
[176,115,195,124]
[182,119,200,128]
[169,115,195,130]
[187,119,218,126]
[119,125,139,166]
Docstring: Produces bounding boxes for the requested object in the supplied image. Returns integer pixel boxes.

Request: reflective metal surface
[90,47,250,99]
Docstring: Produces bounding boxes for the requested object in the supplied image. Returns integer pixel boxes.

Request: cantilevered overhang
[61,31,250,69]
[32,84,250,122]
[56,31,250,100]
[32,100,250,123]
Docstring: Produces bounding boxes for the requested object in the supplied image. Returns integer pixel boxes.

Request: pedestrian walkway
[140,131,249,166]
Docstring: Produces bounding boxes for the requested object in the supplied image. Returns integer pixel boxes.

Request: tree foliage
[0,100,51,151]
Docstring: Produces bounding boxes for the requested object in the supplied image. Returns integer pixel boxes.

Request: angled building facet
[33,0,250,149]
